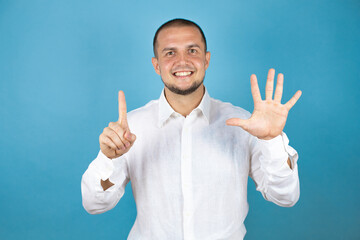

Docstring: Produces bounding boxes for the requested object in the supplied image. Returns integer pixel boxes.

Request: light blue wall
[1,0,359,239]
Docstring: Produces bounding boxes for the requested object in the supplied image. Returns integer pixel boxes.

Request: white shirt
[81,88,300,240]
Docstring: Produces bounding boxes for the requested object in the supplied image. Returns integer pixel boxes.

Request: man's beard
[162,77,204,96]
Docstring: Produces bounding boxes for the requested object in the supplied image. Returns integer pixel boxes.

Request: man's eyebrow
[162,47,176,52]
[161,44,201,52]
[187,44,201,49]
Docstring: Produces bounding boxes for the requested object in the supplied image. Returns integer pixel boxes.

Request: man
[81,18,302,239]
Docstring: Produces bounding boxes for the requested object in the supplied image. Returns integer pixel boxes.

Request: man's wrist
[100,178,115,191]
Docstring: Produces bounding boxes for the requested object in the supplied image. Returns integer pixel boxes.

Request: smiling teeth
[175,71,192,76]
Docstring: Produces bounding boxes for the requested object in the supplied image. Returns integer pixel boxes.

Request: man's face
[152,26,211,95]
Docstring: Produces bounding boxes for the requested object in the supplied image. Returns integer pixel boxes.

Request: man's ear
[205,51,211,70]
[151,57,161,75]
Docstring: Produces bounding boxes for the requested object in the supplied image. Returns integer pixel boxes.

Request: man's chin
[164,81,203,96]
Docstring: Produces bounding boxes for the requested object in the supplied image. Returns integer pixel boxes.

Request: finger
[108,122,131,148]
[100,135,118,150]
[265,68,275,101]
[250,74,262,103]
[118,90,128,126]
[115,148,123,156]
[105,136,126,157]
[104,127,126,150]
[284,90,302,110]
[226,118,248,127]
[274,73,284,103]
[226,118,251,132]
[127,132,137,147]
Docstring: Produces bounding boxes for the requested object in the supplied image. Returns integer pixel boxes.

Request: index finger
[250,74,262,103]
[118,90,127,123]
[284,90,302,110]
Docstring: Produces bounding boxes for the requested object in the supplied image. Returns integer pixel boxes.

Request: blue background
[1,0,359,239]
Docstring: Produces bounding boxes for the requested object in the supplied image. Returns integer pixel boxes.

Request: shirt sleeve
[249,132,300,207]
[81,150,130,214]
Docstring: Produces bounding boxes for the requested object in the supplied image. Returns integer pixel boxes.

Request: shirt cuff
[91,151,115,181]
[257,132,298,170]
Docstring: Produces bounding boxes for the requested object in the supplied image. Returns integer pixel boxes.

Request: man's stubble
[161,76,205,96]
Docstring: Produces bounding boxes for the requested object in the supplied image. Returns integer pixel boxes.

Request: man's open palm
[226,69,302,140]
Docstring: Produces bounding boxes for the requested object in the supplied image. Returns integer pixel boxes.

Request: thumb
[226,118,249,129]
[124,129,136,142]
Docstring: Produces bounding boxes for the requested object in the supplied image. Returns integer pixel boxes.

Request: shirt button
[185,211,191,217]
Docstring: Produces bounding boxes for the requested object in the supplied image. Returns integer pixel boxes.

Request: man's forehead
[157,26,204,45]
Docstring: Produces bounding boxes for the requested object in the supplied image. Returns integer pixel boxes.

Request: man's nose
[176,51,188,65]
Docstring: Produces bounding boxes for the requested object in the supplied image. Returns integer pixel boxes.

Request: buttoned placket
[181,113,195,240]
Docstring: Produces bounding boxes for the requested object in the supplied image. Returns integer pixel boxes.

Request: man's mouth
[173,71,194,77]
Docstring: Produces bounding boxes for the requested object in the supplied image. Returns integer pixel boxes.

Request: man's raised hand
[226,69,302,140]
[99,91,136,159]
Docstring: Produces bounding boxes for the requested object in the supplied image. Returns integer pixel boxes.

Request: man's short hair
[153,18,207,57]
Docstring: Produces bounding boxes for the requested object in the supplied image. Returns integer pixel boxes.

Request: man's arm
[226,68,301,206]
[81,91,135,214]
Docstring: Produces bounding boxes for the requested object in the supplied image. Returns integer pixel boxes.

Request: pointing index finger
[118,90,127,124]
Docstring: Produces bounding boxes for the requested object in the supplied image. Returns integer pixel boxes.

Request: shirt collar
[158,87,211,128]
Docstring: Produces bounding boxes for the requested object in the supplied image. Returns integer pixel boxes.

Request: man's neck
[164,84,205,117]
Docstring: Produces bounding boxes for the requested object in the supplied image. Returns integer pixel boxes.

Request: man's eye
[166,51,175,56]
[189,49,197,54]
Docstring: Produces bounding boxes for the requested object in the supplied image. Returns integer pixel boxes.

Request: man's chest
[128,124,250,188]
